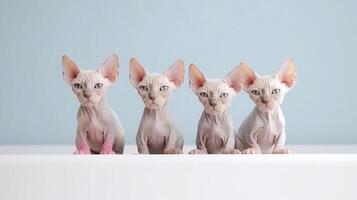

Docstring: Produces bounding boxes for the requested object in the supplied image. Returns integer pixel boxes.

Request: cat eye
[73,83,82,89]
[200,92,208,97]
[271,88,280,94]
[94,83,103,89]
[220,93,229,98]
[160,85,169,91]
[139,85,148,91]
[251,89,260,96]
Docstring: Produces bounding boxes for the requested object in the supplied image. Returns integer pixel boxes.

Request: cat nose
[84,93,92,98]
[149,96,156,101]
[210,102,217,107]
[262,99,269,105]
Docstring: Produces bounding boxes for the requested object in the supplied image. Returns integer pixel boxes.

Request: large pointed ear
[225,65,242,93]
[164,59,185,87]
[98,54,119,83]
[276,58,296,88]
[189,64,207,92]
[62,55,80,83]
[236,62,256,90]
[129,57,147,87]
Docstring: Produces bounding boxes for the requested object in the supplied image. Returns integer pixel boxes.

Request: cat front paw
[189,149,207,154]
[74,149,91,155]
[100,149,116,154]
[273,148,291,154]
[242,148,260,154]
[164,148,183,154]
[223,149,241,154]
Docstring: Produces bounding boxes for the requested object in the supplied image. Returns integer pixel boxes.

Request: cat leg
[223,149,241,154]
[272,130,291,154]
[242,147,261,154]
[189,149,208,154]
[223,131,241,154]
[272,148,291,154]
[74,128,91,154]
[163,131,183,154]
[113,131,125,154]
[99,128,119,154]
[189,133,208,154]
[136,133,149,154]
[100,141,115,154]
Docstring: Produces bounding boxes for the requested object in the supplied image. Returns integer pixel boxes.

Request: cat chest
[141,119,169,139]
[256,124,281,143]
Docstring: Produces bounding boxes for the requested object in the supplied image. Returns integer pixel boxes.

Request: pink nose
[262,99,269,105]
[210,102,217,107]
[84,94,91,98]
[149,96,156,101]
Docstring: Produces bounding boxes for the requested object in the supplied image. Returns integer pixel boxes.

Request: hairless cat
[188,64,242,154]
[62,54,124,154]
[235,59,296,154]
[129,58,184,154]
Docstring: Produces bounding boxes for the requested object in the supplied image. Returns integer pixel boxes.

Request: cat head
[62,54,119,107]
[129,58,184,109]
[189,64,242,115]
[238,58,296,112]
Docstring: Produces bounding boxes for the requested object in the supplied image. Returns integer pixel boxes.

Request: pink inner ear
[228,80,241,92]
[62,55,80,83]
[239,63,256,89]
[99,55,119,83]
[100,67,118,83]
[165,60,184,87]
[277,59,296,88]
[129,58,146,86]
[226,66,243,93]
[189,64,206,91]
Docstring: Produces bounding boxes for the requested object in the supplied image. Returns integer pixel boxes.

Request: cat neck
[204,109,230,122]
[79,97,109,114]
[144,102,171,119]
[255,106,281,120]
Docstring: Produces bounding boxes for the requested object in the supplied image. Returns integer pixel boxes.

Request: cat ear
[189,64,207,92]
[225,65,243,93]
[276,58,296,88]
[129,57,147,87]
[236,62,256,90]
[164,59,185,87]
[62,55,80,83]
[98,54,119,83]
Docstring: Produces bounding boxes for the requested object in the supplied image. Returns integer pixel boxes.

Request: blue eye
[94,83,103,89]
[220,93,229,98]
[139,85,148,91]
[251,89,260,96]
[73,83,82,89]
[272,88,280,94]
[160,85,169,91]
[200,92,208,97]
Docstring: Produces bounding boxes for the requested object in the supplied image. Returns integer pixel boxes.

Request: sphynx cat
[62,54,124,154]
[129,58,184,154]
[235,59,296,154]
[188,64,242,154]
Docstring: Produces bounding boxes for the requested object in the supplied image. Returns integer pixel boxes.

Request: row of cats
[62,54,296,154]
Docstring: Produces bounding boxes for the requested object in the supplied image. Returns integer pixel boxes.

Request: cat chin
[80,100,98,107]
[257,105,276,112]
[145,103,163,110]
[204,108,224,115]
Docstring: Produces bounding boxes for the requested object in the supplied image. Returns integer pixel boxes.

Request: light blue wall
[0,0,356,145]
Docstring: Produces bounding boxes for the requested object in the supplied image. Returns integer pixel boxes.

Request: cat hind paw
[223,149,241,154]
[189,149,207,154]
[74,149,91,155]
[273,148,291,154]
[242,148,260,154]
[164,148,183,154]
